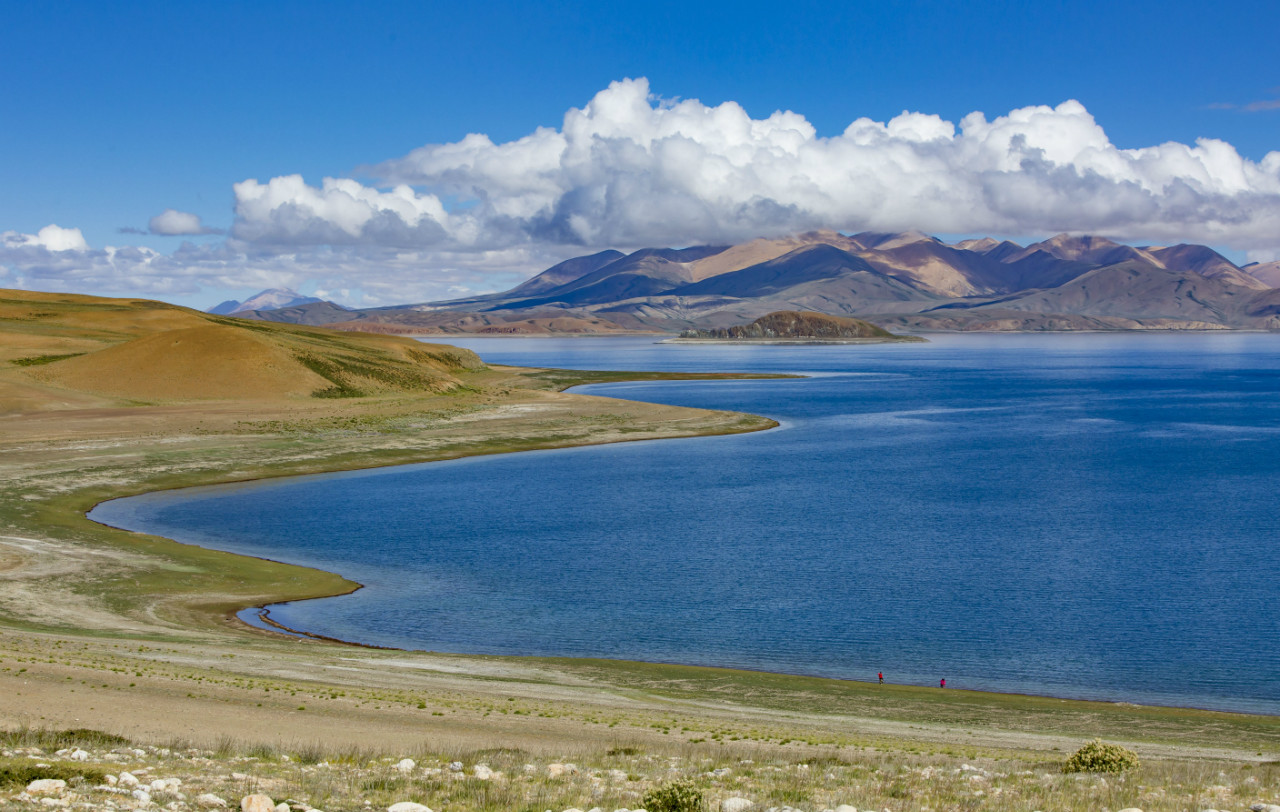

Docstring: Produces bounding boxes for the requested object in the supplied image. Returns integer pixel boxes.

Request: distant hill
[678,311,919,342]
[233,231,1280,333]
[0,289,482,409]
[1244,260,1280,288]
[207,288,335,315]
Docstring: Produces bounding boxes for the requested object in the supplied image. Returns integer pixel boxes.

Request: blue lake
[91,333,1280,714]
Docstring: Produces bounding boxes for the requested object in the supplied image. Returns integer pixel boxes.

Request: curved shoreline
[79,378,1278,719]
[87,402,784,651]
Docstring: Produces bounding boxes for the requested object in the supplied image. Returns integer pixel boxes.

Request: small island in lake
[667,310,926,344]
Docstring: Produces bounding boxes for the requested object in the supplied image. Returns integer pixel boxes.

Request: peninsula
[667,310,924,344]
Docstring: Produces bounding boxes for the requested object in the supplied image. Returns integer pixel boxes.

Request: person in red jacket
[878,672,883,684]
[940,678,946,688]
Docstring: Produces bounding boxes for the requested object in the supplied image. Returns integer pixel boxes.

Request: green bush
[1063,740,1140,773]
[642,779,705,812]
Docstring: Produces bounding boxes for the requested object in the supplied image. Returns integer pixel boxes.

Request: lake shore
[2,352,1279,811]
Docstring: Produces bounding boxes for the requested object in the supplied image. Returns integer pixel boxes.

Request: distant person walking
[940,678,946,689]
[878,672,883,684]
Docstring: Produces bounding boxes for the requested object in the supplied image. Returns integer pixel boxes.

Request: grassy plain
[0,289,1277,811]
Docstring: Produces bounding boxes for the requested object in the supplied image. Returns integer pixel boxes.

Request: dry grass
[1,726,1278,811]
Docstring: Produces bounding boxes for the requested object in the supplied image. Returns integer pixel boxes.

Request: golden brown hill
[0,289,483,409]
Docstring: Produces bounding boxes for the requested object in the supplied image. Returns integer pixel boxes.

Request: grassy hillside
[0,289,483,407]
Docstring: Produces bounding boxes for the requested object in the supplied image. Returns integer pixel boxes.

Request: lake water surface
[92,334,1280,713]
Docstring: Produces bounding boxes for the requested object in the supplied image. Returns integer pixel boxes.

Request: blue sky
[2,0,1278,308]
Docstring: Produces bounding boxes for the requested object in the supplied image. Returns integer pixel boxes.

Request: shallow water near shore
[93,333,1280,714]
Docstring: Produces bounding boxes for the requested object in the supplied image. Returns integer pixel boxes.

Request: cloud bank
[5,77,1280,304]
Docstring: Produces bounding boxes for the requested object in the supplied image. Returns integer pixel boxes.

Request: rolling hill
[0,290,483,411]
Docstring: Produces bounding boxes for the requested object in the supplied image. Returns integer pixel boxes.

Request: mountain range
[236,233,1280,333]
[207,288,329,315]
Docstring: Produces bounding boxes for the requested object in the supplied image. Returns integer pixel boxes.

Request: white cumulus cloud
[232,77,1280,254]
[6,79,1280,306]
[148,209,221,236]
[2,224,89,252]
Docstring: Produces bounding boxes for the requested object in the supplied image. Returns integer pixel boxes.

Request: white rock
[38,799,69,809]
[563,808,584,812]
[835,806,858,812]
[196,794,229,809]
[241,795,276,812]
[395,758,417,772]
[118,772,141,788]
[67,749,90,762]
[721,800,754,812]
[1251,805,1280,812]
[1116,809,1143,812]
[275,804,290,812]
[548,763,567,778]
[151,779,170,791]
[387,804,433,812]
[473,764,495,780]
[105,775,119,786]
[25,779,68,796]
[132,789,152,804]
[447,761,463,772]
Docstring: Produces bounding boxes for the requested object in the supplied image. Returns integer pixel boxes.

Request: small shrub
[642,780,704,812]
[0,758,106,790]
[1063,740,1140,773]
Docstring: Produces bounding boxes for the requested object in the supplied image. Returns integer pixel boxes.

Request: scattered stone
[1116,808,1143,812]
[25,779,67,796]
[473,764,495,780]
[196,794,229,809]
[241,794,276,812]
[132,789,152,804]
[447,761,463,773]
[394,759,416,772]
[118,772,141,788]
[275,804,291,812]
[66,748,90,762]
[835,806,858,812]
[721,799,754,812]
[1251,805,1280,812]
[387,804,432,812]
